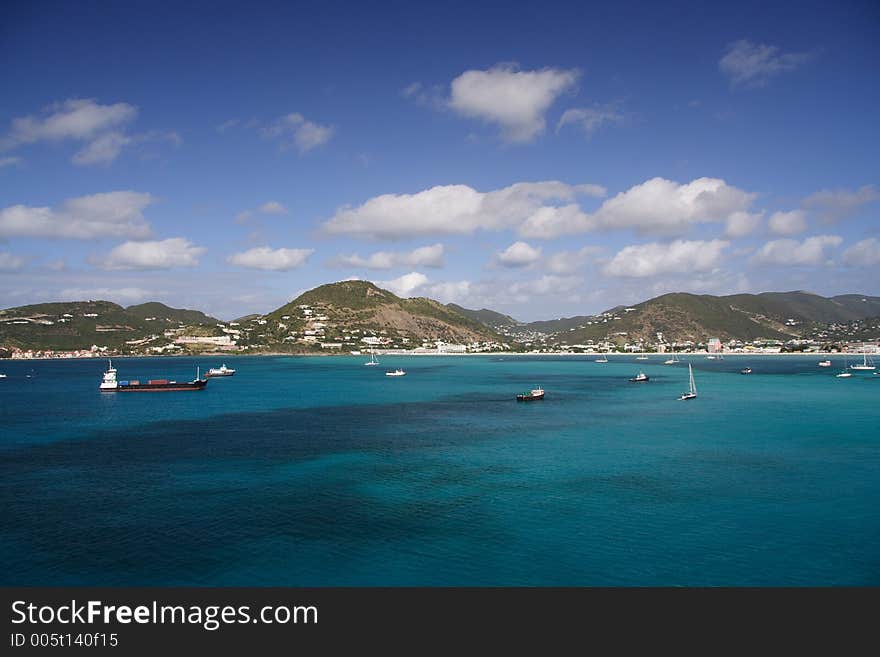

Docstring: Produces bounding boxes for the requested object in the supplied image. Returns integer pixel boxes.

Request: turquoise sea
[1,354,878,586]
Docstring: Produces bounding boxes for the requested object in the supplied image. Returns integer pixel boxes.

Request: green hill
[446,304,520,327]
[0,299,219,351]
[244,280,505,352]
[125,302,219,325]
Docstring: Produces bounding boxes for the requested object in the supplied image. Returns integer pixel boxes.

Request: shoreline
[2,349,865,362]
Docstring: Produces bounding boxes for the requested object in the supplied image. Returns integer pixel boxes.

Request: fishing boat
[205,363,235,377]
[99,359,207,392]
[385,368,406,377]
[679,363,697,400]
[628,371,649,382]
[364,349,379,366]
[516,386,544,401]
[849,350,876,371]
[817,359,831,367]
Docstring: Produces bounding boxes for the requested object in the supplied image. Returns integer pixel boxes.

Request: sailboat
[849,349,876,371]
[836,353,852,378]
[364,349,379,366]
[595,354,609,363]
[664,350,679,365]
[679,363,697,400]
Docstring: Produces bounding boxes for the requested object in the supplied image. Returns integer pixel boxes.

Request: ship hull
[101,381,207,392]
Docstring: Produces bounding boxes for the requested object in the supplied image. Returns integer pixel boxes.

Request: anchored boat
[99,359,207,392]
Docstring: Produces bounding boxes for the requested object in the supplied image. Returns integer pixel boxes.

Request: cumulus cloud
[4,98,137,146]
[258,201,288,215]
[334,243,445,269]
[842,238,880,267]
[377,271,429,297]
[750,235,842,266]
[0,191,154,239]
[323,176,754,240]
[228,246,314,271]
[724,211,763,238]
[496,241,542,267]
[263,113,333,152]
[71,131,131,166]
[97,238,206,270]
[802,185,880,223]
[594,177,756,236]
[0,251,26,271]
[604,239,730,277]
[768,210,807,236]
[448,64,580,142]
[322,181,604,240]
[545,246,602,274]
[719,39,814,88]
[556,105,624,136]
[1,98,177,166]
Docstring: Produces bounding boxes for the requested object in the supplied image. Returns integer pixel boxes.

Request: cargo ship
[99,359,207,392]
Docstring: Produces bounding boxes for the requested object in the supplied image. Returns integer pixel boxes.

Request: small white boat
[629,371,649,383]
[636,355,649,360]
[205,363,235,377]
[364,349,379,366]
[664,352,680,365]
[0,373,7,378]
[516,387,545,402]
[817,359,831,367]
[679,363,697,400]
[595,355,609,363]
[836,371,852,378]
[385,368,406,377]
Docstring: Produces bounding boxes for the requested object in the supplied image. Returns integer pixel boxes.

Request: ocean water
[1,354,878,586]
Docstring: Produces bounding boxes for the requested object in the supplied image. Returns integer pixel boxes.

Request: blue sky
[1,0,878,321]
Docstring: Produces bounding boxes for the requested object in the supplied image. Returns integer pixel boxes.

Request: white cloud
[556,105,624,136]
[545,246,602,274]
[768,210,807,236]
[0,251,26,271]
[510,274,582,297]
[448,64,580,142]
[593,177,756,236]
[750,235,843,266]
[802,185,880,223]
[234,210,253,224]
[377,271,429,297]
[216,119,240,133]
[719,40,813,88]
[423,280,473,304]
[263,113,333,152]
[842,238,880,267]
[72,131,132,166]
[97,238,206,270]
[334,243,445,269]
[4,98,137,145]
[518,204,594,239]
[258,201,288,215]
[496,241,542,267]
[228,246,314,271]
[724,211,763,238]
[322,181,604,240]
[0,156,21,167]
[1,99,179,166]
[0,191,154,239]
[604,239,730,277]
